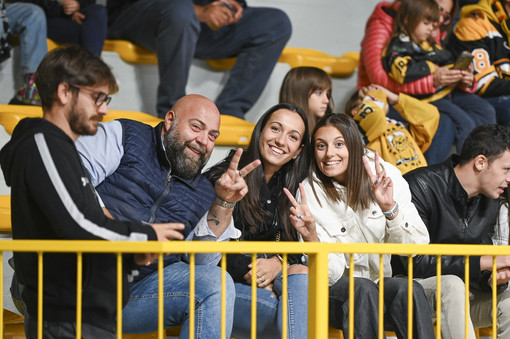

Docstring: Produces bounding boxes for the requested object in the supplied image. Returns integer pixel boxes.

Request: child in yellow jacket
[345,84,439,174]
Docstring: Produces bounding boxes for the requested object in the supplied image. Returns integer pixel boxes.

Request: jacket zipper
[149,171,172,223]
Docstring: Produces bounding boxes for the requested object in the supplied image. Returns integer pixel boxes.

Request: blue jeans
[329,277,435,339]
[5,3,47,74]
[106,0,291,118]
[431,90,496,151]
[387,105,456,165]
[484,95,510,126]
[47,4,107,56]
[122,261,235,338]
[232,272,308,339]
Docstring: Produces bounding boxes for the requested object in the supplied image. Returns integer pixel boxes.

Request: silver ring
[298,214,304,220]
[238,170,244,178]
[260,276,265,282]
[294,217,299,222]
[374,177,381,184]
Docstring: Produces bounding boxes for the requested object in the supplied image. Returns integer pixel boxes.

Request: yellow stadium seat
[207,47,360,78]
[0,195,11,233]
[46,39,359,77]
[0,105,254,147]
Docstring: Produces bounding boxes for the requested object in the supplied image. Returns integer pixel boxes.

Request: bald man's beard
[163,126,210,180]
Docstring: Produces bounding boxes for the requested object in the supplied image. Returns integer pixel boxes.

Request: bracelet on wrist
[214,196,235,209]
[273,254,283,264]
[382,201,399,218]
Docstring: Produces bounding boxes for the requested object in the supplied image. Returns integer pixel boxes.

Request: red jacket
[358,1,436,94]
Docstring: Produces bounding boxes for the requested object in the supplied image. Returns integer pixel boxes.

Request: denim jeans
[106,0,291,118]
[387,105,455,165]
[122,261,235,338]
[329,276,435,339]
[431,90,496,151]
[231,272,308,339]
[47,4,107,56]
[484,95,510,126]
[5,3,47,74]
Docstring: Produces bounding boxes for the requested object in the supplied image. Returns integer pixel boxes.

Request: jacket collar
[445,155,480,206]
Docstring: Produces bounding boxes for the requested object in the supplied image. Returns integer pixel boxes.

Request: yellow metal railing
[1,241,508,338]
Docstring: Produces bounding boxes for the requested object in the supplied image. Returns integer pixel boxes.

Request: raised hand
[283,184,318,242]
[363,152,396,215]
[214,148,261,205]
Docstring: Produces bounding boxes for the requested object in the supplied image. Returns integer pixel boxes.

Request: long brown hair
[310,113,375,212]
[279,67,333,131]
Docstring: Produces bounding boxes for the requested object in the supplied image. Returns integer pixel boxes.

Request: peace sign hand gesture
[363,152,397,217]
[283,184,319,242]
[214,148,261,204]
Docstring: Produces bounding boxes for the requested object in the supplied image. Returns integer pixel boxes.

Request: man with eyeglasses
[448,0,510,127]
[0,45,187,338]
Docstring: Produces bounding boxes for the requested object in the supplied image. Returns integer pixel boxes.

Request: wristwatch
[214,196,235,209]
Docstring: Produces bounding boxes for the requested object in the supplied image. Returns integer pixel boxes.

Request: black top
[204,150,304,284]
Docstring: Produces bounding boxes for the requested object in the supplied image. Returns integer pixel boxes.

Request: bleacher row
[45,39,360,78]
[0,106,500,338]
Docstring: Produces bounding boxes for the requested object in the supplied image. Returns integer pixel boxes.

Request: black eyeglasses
[68,84,112,107]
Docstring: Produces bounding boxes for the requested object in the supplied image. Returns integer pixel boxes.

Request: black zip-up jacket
[0,118,157,332]
[395,155,499,291]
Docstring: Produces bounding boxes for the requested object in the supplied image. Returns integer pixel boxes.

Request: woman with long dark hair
[204,103,310,338]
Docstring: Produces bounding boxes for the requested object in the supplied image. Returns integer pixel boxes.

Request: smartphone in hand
[454,51,474,70]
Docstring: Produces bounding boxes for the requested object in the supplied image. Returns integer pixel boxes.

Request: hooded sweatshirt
[0,117,156,332]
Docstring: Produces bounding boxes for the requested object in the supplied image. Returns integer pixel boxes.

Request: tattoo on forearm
[207,213,220,227]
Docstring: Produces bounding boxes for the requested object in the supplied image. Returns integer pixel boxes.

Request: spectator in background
[0,45,184,339]
[279,66,333,131]
[1,0,46,105]
[398,124,510,338]
[448,0,510,126]
[358,0,460,164]
[23,0,107,56]
[105,0,291,119]
[382,0,495,152]
[345,84,439,174]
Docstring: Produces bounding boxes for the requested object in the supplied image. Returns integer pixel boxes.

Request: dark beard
[163,125,209,179]
[69,96,100,136]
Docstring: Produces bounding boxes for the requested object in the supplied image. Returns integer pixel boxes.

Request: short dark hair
[459,124,510,165]
[35,45,118,111]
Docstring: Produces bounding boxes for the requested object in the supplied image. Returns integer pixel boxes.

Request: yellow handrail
[1,240,507,338]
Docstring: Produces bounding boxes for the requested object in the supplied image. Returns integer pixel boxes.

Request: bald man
[75,94,260,336]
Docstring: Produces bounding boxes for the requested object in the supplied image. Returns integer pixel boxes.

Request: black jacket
[397,155,499,291]
[0,118,157,331]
